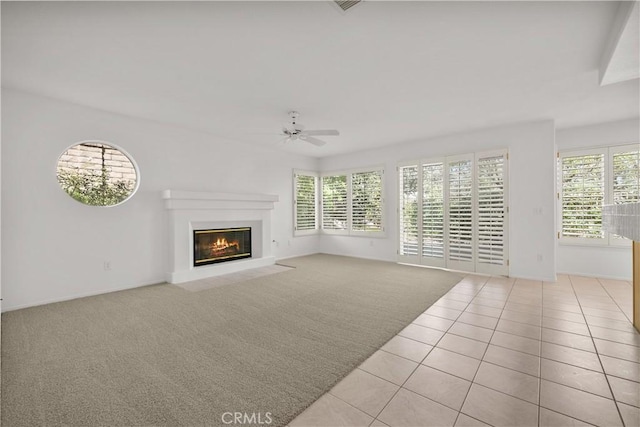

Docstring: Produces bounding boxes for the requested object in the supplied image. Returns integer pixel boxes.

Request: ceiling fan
[280,111,339,147]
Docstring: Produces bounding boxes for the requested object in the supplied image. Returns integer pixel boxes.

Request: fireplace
[163,190,278,283]
[193,227,252,267]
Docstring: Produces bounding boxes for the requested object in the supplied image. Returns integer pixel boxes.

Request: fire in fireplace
[193,227,252,266]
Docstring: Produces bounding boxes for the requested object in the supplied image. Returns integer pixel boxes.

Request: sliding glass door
[422,161,445,266]
[476,152,508,275]
[399,164,420,263]
[398,150,509,276]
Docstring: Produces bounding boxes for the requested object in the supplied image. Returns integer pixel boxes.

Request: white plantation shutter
[399,165,419,257]
[611,147,640,241]
[294,172,317,233]
[560,151,605,240]
[319,168,384,235]
[559,145,640,246]
[351,170,383,232]
[447,157,474,269]
[476,152,508,275]
[322,175,348,231]
[612,149,640,205]
[398,152,509,275]
[422,162,444,261]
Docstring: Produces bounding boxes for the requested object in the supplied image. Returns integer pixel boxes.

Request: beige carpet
[1,254,463,426]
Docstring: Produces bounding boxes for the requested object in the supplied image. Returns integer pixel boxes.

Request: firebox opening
[193,227,252,267]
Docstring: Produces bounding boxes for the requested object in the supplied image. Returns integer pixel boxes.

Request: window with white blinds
[612,149,639,205]
[294,171,317,235]
[612,148,640,240]
[559,144,639,245]
[321,175,348,231]
[296,167,385,236]
[560,152,605,239]
[422,162,444,259]
[477,154,506,267]
[398,150,508,276]
[399,165,419,256]
[448,158,474,265]
[352,170,383,232]
[321,168,384,235]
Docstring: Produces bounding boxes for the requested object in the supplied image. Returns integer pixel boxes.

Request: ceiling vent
[335,0,361,12]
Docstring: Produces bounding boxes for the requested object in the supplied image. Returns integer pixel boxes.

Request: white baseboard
[557,270,632,281]
[275,251,320,262]
[508,273,558,282]
[3,254,316,312]
[1,279,164,313]
[317,252,395,263]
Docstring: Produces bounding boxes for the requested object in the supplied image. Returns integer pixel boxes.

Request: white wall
[556,118,640,280]
[318,121,558,281]
[1,89,319,311]
[3,89,633,312]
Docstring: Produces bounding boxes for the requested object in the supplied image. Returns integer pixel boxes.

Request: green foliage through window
[352,171,383,232]
[294,173,317,231]
[560,145,639,242]
[319,169,384,233]
[322,175,348,230]
[57,142,137,207]
[57,168,135,206]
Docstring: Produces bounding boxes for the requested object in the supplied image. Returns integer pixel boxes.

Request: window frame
[421,159,446,263]
[398,149,509,276]
[293,169,319,236]
[558,144,638,247]
[474,149,509,275]
[56,140,140,208]
[397,161,421,264]
[319,165,386,237]
[608,144,639,247]
[320,172,349,235]
[350,168,385,236]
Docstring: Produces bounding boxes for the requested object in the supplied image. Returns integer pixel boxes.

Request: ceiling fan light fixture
[279,111,339,147]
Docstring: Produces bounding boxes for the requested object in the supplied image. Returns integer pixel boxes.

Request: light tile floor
[290,274,640,427]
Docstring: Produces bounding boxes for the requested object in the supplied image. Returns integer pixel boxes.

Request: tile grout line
[507,280,543,426]
[323,388,382,424]
[538,279,544,427]
[312,277,489,426]
[317,275,637,427]
[596,277,635,327]
[567,275,627,427]
[537,280,640,406]
[373,275,487,424]
[452,275,516,427]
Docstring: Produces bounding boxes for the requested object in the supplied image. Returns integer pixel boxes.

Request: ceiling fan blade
[302,129,340,136]
[275,137,291,145]
[301,136,327,147]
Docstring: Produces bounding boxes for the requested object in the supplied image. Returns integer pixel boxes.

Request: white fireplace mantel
[162,190,279,283]
[162,189,279,210]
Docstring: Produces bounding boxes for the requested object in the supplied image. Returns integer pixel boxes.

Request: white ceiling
[2,1,638,157]
[601,1,640,85]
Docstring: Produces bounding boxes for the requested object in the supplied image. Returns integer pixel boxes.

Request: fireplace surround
[162,190,279,283]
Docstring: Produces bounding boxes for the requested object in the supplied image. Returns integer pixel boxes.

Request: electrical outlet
[536,254,543,262]
[104,261,111,271]
[369,240,374,247]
